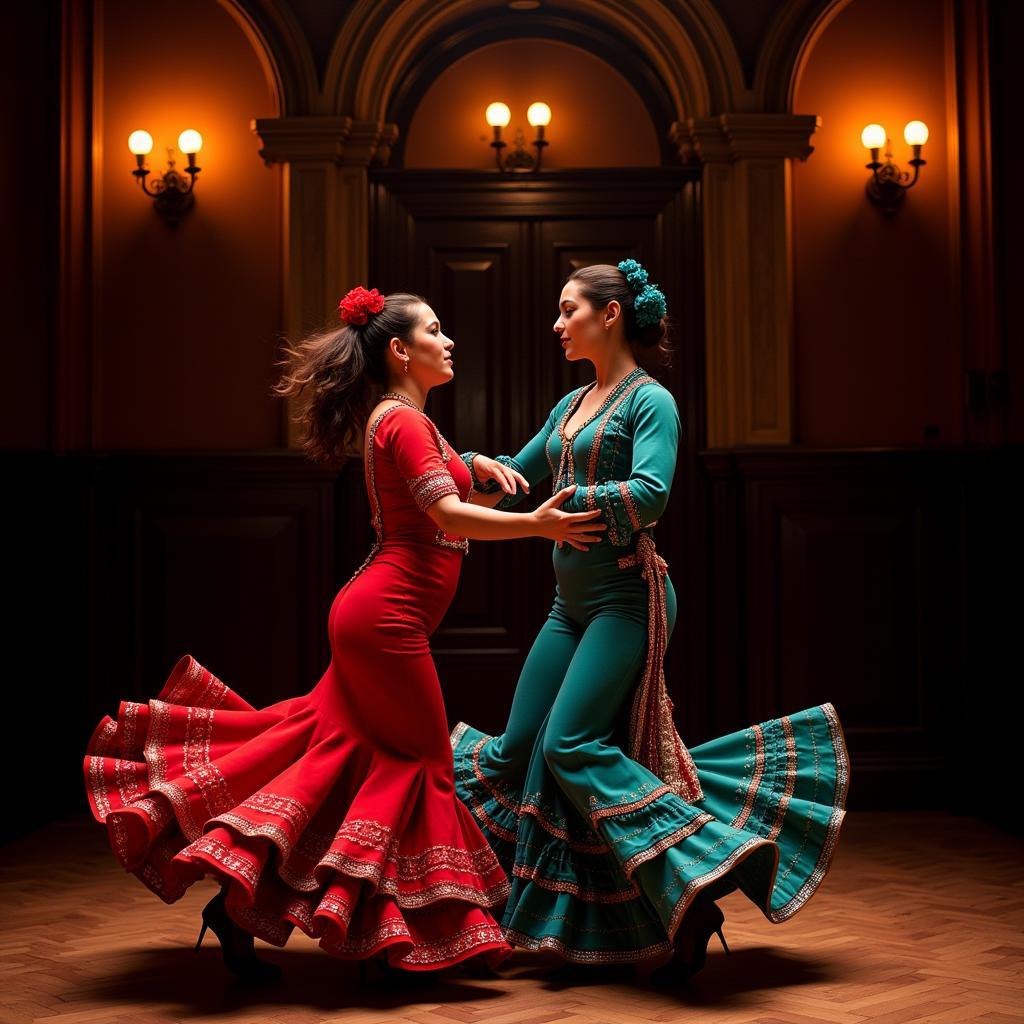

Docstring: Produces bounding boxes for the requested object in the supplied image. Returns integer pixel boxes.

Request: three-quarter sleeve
[460,391,573,510]
[562,384,680,546]
[387,408,460,512]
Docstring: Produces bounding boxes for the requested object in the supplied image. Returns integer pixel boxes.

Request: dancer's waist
[378,532,466,554]
[551,528,657,569]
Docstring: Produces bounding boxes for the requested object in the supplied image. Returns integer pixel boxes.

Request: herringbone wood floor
[1,812,1021,1024]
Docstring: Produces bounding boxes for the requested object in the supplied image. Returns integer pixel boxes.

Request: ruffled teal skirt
[451,703,849,963]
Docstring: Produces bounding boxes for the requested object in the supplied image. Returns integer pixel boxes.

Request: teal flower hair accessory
[617,258,667,328]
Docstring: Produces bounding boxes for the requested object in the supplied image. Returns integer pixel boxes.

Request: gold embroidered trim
[364,401,469,555]
[617,534,703,802]
[504,929,671,964]
[182,833,262,888]
[767,703,850,922]
[731,723,765,829]
[588,784,672,824]
[666,836,777,938]
[518,802,610,855]
[408,467,460,511]
[583,372,653,489]
[512,862,640,903]
[466,735,609,853]
[619,814,715,877]
[164,657,229,709]
[766,716,797,841]
[450,721,470,750]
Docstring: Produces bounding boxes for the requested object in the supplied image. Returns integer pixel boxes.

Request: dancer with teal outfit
[453,260,849,977]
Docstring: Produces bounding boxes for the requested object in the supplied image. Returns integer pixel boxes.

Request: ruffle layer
[450,702,848,963]
[85,655,511,970]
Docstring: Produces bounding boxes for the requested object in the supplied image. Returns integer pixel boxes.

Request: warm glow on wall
[127,126,204,226]
[860,118,928,215]
[486,102,551,173]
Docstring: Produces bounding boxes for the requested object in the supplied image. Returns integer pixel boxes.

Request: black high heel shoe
[194,888,282,983]
[650,893,730,984]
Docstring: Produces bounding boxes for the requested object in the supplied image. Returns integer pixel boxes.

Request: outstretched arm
[560,385,680,546]
[459,394,568,509]
[385,407,604,549]
[426,488,603,549]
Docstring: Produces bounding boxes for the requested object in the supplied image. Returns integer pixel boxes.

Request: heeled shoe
[194,889,282,983]
[649,894,730,984]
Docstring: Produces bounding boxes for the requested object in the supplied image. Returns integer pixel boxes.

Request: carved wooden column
[253,117,398,445]
[673,114,819,447]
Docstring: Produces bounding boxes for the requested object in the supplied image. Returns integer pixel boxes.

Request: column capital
[672,113,821,164]
[252,116,399,167]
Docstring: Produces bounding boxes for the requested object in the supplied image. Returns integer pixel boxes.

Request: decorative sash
[617,532,704,803]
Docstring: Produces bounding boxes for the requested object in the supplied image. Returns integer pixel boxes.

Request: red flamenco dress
[83,397,512,970]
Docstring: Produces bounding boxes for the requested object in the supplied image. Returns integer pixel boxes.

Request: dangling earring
[403,358,410,374]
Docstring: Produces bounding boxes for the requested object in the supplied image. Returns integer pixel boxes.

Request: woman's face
[553,281,615,362]
[397,303,454,386]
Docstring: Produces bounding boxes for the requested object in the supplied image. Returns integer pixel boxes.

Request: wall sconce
[486,101,551,172]
[860,120,928,215]
[128,128,203,225]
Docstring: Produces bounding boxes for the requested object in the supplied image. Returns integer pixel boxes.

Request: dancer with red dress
[83,287,604,981]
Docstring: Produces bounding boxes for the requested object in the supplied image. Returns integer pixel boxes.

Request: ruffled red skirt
[84,547,512,971]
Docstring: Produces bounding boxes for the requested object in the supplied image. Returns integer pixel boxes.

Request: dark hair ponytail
[567,264,674,371]
[273,291,426,463]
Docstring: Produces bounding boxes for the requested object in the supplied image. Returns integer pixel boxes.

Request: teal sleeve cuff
[564,482,647,546]
[459,451,504,495]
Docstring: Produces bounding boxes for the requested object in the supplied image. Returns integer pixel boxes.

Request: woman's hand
[529,485,606,551]
[472,454,530,497]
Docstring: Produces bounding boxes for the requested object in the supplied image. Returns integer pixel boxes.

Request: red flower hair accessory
[338,286,386,326]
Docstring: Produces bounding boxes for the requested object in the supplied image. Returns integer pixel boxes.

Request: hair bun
[635,318,668,348]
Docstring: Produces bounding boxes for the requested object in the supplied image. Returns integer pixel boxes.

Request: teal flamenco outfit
[454,366,849,962]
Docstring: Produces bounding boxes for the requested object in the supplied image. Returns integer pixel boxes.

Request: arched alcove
[790,0,961,445]
[326,0,742,129]
[91,0,285,449]
[402,38,662,170]
[250,0,821,449]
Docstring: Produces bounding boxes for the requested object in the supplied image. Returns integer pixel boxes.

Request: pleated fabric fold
[451,703,849,963]
[85,655,511,971]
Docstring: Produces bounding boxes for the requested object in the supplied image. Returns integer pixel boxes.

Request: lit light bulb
[903,120,929,146]
[128,130,154,156]
[485,102,511,128]
[527,102,551,127]
[178,129,203,155]
[860,123,886,150]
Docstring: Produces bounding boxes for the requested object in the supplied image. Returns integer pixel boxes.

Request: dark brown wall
[792,0,962,446]
[2,0,1020,843]
[1,2,61,449]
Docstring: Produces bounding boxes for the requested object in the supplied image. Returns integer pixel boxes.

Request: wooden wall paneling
[2,454,94,841]
[739,451,962,808]
[56,0,93,450]
[89,455,339,716]
[699,451,745,743]
[957,447,1023,829]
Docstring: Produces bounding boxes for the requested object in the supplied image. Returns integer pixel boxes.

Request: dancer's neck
[382,381,429,410]
[591,351,639,392]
